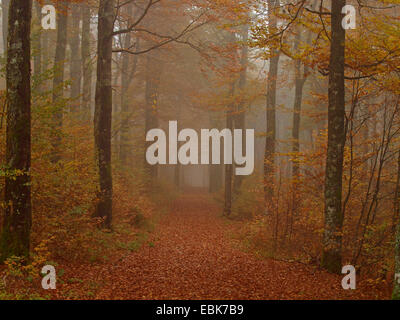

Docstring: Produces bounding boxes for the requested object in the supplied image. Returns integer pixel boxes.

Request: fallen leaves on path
[78,193,388,300]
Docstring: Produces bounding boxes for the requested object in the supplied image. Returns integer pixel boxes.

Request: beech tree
[233,22,249,195]
[51,0,68,162]
[94,0,207,226]
[321,0,346,274]
[0,0,32,262]
[33,1,42,78]
[93,0,115,228]
[81,1,92,120]
[1,0,9,54]
[144,53,162,185]
[224,84,234,216]
[393,149,400,299]
[291,28,309,182]
[264,0,280,213]
[69,2,82,110]
[290,19,314,218]
[119,4,137,166]
[223,30,238,217]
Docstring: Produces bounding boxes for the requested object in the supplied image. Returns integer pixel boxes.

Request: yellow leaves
[3,237,54,281]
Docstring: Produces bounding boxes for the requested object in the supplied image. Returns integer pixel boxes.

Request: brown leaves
[81,193,387,300]
[0,191,390,299]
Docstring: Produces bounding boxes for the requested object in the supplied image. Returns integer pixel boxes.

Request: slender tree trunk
[233,23,248,195]
[119,40,139,163]
[0,0,32,263]
[144,54,161,185]
[322,0,346,274]
[33,1,42,79]
[393,150,400,299]
[209,117,223,193]
[264,0,280,213]
[69,3,82,111]
[224,84,235,216]
[93,0,114,229]
[292,65,306,178]
[1,0,9,55]
[112,56,121,153]
[81,3,92,121]
[51,1,68,162]
[288,3,315,242]
[291,57,306,219]
[119,4,133,166]
[41,31,51,92]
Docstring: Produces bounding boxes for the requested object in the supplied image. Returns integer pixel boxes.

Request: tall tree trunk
[81,3,92,121]
[290,12,314,178]
[119,42,139,163]
[224,84,235,216]
[41,28,51,91]
[291,64,306,175]
[51,1,68,162]
[1,0,9,55]
[322,0,346,274]
[289,54,307,242]
[393,150,400,299]
[291,40,307,180]
[119,5,133,166]
[264,0,280,213]
[0,0,32,263]
[144,54,161,185]
[94,0,114,229]
[69,3,82,111]
[291,58,307,211]
[233,23,248,195]
[33,1,42,79]
[111,55,121,153]
[209,117,223,193]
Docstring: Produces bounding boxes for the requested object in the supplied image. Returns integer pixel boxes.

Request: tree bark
[0,0,32,263]
[292,58,307,179]
[33,1,42,78]
[224,84,235,216]
[119,4,133,166]
[209,117,223,193]
[112,55,121,152]
[322,0,346,274]
[93,0,114,229]
[51,1,68,162]
[1,0,9,55]
[264,0,280,213]
[233,23,248,195]
[393,150,400,299]
[81,2,92,121]
[144,54,162,185]
[69,3,82,111]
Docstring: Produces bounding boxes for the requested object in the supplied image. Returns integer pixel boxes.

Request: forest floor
[53,192,390,300]
[3,192,390,300]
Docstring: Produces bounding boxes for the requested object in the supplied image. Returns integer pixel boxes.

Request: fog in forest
[0,0,400,300]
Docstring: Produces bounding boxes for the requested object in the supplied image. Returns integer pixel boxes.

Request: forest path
[94,193,386,300]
